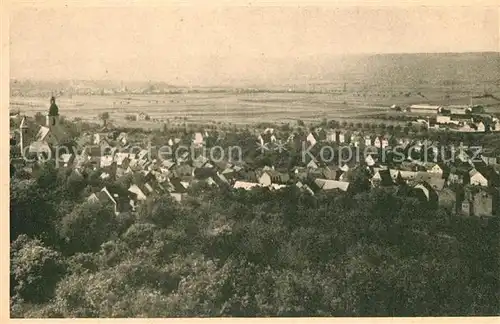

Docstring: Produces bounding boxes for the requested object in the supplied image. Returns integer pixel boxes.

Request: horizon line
[10,50,500,87]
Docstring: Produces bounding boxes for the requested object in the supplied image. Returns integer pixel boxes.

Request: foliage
[9,155,500,317]
[59,202,118,254]
[11,235,67,304]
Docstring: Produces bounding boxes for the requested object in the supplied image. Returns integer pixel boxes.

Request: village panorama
[9,4,500,319]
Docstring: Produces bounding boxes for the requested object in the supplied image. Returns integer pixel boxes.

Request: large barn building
[409,104,441,114]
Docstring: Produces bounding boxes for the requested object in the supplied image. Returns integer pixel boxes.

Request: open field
[9,92,392,126]
[10,53,500,128]
[10,89,500,129]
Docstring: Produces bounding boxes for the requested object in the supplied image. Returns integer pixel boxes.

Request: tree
[34,112,45,125]
[10,179,57,243]
[328,120,340,128]
[59,201,117,254]
[347,167,371,194]
[139,195,184,229]
[65,171,87,199]
[280,123,291,132]
[11,235,67,303]
[99,112,110,126]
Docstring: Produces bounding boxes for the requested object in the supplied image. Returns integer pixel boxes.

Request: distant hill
[10,52,500,92]
[10,79,183,95]
[243,52,500,89]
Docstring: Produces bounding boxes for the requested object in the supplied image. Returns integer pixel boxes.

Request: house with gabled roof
[380,136,389,149]
[340,163,351,173]
[456,150,471,164]
[167,177,188,202]
[482,154,499,166]
[233,181,262,190]
[474,163,500,187]
[412,182,439,209]
[461,187,499,217]
[220,166,236,180]
[314,179,350,192]
[258,170,290,187]
[365,154,376,167]
[93,187,131,215]
[58,153,75,168]
[296,181,315,195]
[306,160,319,170]
[193,132,205,147]
[469,169,489,187]
[306,133,317,147]
[395,170,418,182]
[371,169,395,187]
[426,162,444,174]
[128,184,150,202]
[87,192,101,204]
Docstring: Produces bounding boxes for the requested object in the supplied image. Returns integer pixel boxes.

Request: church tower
[46,96,59,128]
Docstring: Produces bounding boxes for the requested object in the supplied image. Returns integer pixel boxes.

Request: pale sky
[10,5,499,85]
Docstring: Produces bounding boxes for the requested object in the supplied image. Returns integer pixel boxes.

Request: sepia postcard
[4,0,500,320]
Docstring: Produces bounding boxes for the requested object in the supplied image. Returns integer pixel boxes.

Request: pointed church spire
[49,96,59,116]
